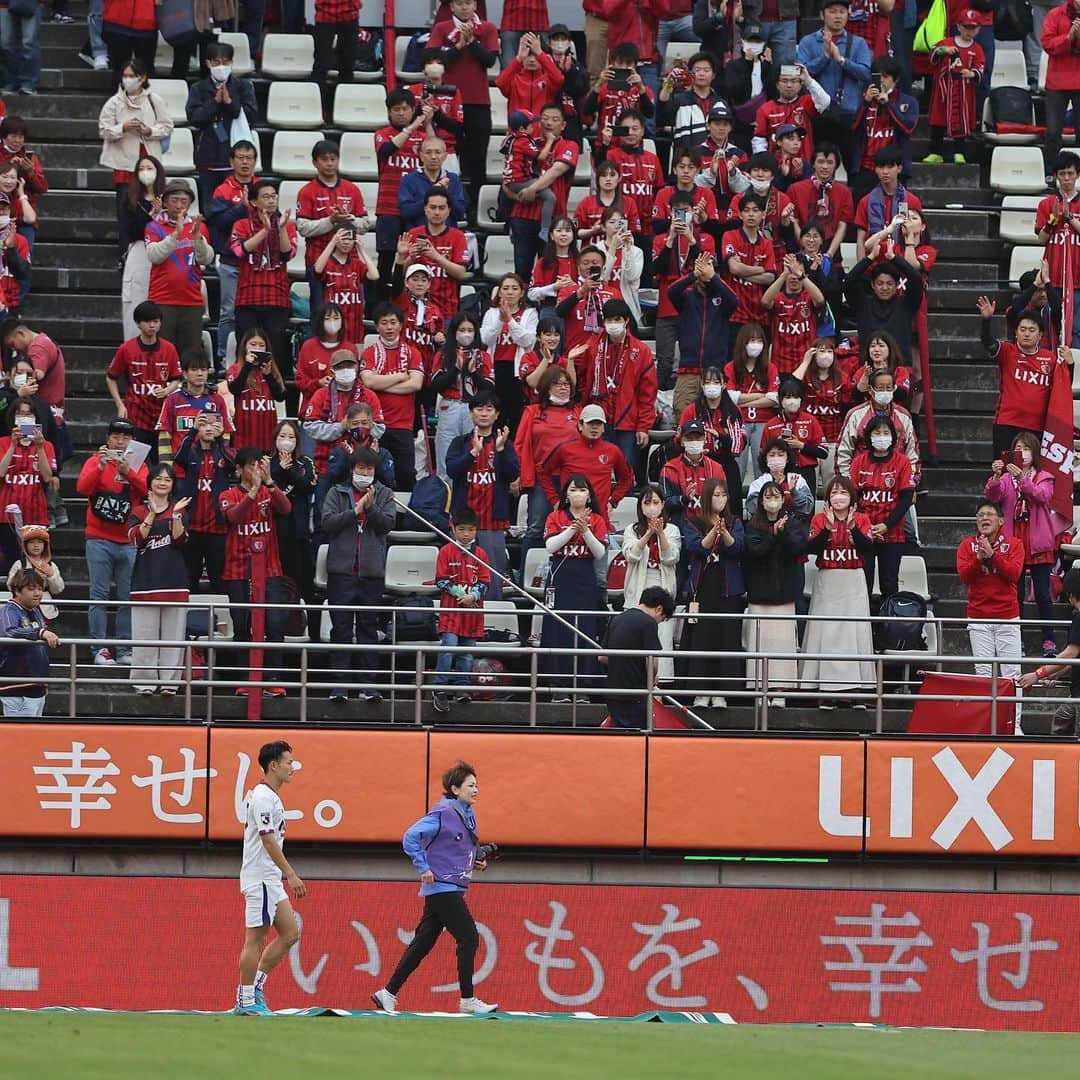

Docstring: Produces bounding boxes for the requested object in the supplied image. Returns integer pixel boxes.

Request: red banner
[1041,354,1074,531]
[0,877,1077,1030]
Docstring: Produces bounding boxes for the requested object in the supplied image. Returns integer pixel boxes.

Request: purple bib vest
[424,798,480,890]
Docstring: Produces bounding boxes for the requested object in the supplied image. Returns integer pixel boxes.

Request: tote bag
[913,0,948,53]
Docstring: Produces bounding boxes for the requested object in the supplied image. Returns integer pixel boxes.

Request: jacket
[445,431,520,524]
[600,0,670,62]
[845,256,924,357]
[495,53,566,116]
[742,515,810,605]
[836,400,920,480]
[957,531,1025,619]
[173,432,236,512]
[621,522,681,607]
[582,331,658,433]
[668,273,738,371]
[514,401,581,489]
[403,796,481,895]
[205,174,258,262]
[320,480,395,578]
[398,169,467,231]
[984,470,1058,557]
[76,456,149,544]
[1041,3,1080,91]
[796,30,872,117]
[185,76,259,170]
[540,434,634,522]
[0,598,51,692]
[98,89,173,170]
[682,515,746,599]
[850,88,919,180]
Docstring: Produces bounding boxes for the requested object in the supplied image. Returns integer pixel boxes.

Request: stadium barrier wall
[0,875,1076,1029]
[6,724,1080,857]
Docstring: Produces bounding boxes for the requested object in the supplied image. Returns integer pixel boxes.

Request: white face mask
[0,215,10,230]
[137,169,157,186]
[684,440,705,457]
[642,503,663,519]
[703,385,723,401]
[873,390,893,407]
[122,76,142,93]
[276,437,296,453]
[767,455,787,473]
[870,433,892,452]
[323,318,342,335]
[815,352,834,369]
[750,177,771,194]
[456,331,475,347]
[11,373,27,388]
[352,472,374,490]
[550,392,571,406]
[745,341,764,359]
[830,492,851,511]
[551,39,570,53]
[210,64,231,82]
[781,397,801,414]
[1020,449,1034,466]
[743,42,764,59]
[604,320,626,338]
[334,368,357,388]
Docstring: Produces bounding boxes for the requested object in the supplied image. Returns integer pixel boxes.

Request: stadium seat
[385,545,439,595]
[191,593,234,641]
[664,42,699,68]
[990,146,1048,194]
[277,179,304,214]
[999,195,1041,245]
[153,79,190,125]
[1007,244,1041,287]
[287,232,306,278]
[158,127,194,174]
[840,241,857,267]
[488,56,502,85]
[981,97,1037,146]
[1059,507,1080,558]
[314,544,328,590]
[610,497,639,534]
[989,51,1027,90]
[574,140,593,185]
[512,493,528,536]
[267,82,324,129]
[338,132,379,180]
[271,130,325,178]
[482,235,515,280]
[481,600,521,647]
[485,138,506,184]
[261,34,316,79]
[395,35,423,81]
[333,83,388,131]
[358,181,377,214]
[390,491,438,543]
[521,547,550,597]
[490,95,508,135]
[214,31,254,76]
[1038,51,1047,93]
[475,185,505,234]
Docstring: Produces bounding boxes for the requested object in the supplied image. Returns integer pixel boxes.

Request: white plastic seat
[152,79,190,125]
[566,187,588,216]
[395,35,423,81]
[990,146,1048,194]
[191,593,234,641]
[981,97,1037,146]
[840,241,858,266]
[1007,245,1042,287]
[1060,507,1080,558]
[490,95,508,135]
[485,137,507,184]
[338,132,378,180]
[267,82,324,130]
[481,600,521,647]
[214,31,253,76]
[482,235,515,281]
[574,139,592,185]
[990,51,1027,90]
[999,194,1042,245]
[287,232,306,278]
[1038,51,1048,93]
[333,83,389,131]
[271,130,325,178]
[277,179,304,215]
[521,548,550,598]
[158,127,194,174]
[610,497,639,534]
[358,181,378,215]
[803,553,818,600]
[475,185,505,234]
[261,33,315,79]
[385,545,440,595]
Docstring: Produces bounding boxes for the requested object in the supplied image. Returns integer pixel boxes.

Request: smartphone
[17,422,38,438]
[252,350,273,364]
[897,201,909,220]
[779,64,801,79]
[612,125,631,138]
[608,73,631,92]
[782,426,793,439]
[673,207,690,225]
[1001,449,1013,466]
[589,266,602,281]
[871,73,882,91]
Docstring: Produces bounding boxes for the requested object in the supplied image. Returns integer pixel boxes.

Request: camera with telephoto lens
[476,842,499,864]
[423,83,457,97]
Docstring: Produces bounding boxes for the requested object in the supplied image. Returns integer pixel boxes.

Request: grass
[2,1013,1077,1079]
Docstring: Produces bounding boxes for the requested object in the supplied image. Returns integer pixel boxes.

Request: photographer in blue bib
[372,760,498,1016]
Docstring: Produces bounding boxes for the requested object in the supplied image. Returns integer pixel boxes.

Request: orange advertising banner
[206,728,428,843]
[2,723,211,838]
[427,732,647,848]
[645,736,866,852]
[865,740,1080,857]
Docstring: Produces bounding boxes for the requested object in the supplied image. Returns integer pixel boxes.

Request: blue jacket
[669,273,738,372]
[796,30,871,118]
[445,430,520,525]
[403,797,479,896]
[851,89,919,179]
[0,599,50,692]
[681,516,746,600]
[398,169,468,231]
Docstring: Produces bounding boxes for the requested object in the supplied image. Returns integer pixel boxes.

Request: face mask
[334,368,357,388]
[0,215,10,230]
[767,456,787,473]
[830,492,851,511]
[745,341,764,359]
[873,390,893,407]
[1020,449,1034,466]
[605,321,626,338]
[762,497,783,513]
[456,331,475,347]
[743,43,764,59]
[323,318,342,335]
[276,437,296,453]
[210,65,231,82]
[11,373,27,388]
[352,472,374,490]
[551,40,570,53]
[703,384,723,400]
[550,392,571,406]
[642,503,662,519]
[870,433,892,452]
[684,440,705,457]
[815,352,834,369]
[781,397,801,414]
[122,76,142,93]
[750,177,771,194]
[137,169,156,186]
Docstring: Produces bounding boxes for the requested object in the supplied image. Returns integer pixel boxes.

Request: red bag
[607,552,628,591]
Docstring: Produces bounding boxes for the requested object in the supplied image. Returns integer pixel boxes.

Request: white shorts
[242,880,288,929]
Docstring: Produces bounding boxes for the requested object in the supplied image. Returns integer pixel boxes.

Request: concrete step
[926,387,998,412]
[35,141,104,169]
[37,214,117,243]
[928,312,986,339]
[23,293,124,321]
[4,90,109,119]
[34,241,122,271]
[37,67,117,93]
[921,209,991,239]
[10,115,100,142]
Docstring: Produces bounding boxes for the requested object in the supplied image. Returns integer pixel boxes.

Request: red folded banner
[1042,350,1075,532]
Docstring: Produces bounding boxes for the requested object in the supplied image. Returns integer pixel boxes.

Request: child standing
[314,225,379,343]
[6,524,63,620]
[925,11,985,165]
[432,507,490,714]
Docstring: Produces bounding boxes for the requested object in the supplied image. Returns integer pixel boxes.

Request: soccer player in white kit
[235,740,307,1015]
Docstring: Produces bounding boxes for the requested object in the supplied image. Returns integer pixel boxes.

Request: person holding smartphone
[226,327,287,454]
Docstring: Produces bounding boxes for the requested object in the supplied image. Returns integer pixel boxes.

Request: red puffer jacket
[103,0,157,33]
[1042,2,1080,91]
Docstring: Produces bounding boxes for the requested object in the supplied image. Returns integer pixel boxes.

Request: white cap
[405,263,431,279]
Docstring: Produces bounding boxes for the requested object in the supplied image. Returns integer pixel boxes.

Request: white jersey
[240,781,286,891]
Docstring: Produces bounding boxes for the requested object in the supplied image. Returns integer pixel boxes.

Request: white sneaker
[693,696,709,707]
[371,987,397,1014]
[94,649,117,665]
[459,996,497,1014]
[93,55,109,70]
[710,696,727,708]
[769,697,786,708]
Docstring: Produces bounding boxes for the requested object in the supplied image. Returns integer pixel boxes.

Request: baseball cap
[508,109,536,130]
[775,122,807,139]
[821,0,850,8]
[681,420,706,437]
[580,404,607,424]
[707,100,733,122]
[547,23,571,37]
[741,21,764,40]
[957,8,979,22]
[331,349,358,368]
[405,263,431,279]
[108,418,136,436]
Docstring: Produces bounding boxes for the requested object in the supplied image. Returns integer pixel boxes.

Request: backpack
[355,28,382,72]
[392,595,438,641]
[988,86,1035,132]
[406,475,452,535]
[606,552,628,591]
[875,591,928,652]
[403,31,430,75]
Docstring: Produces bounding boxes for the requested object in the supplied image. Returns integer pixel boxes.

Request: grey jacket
[320,480,395,578]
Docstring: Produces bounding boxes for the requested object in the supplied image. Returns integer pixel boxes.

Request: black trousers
[387,890,479,998]
[313,20,358,86]
[459,104,493,219]
[380,426,417,493]
[225,576,287,684]
[183,530,226,594]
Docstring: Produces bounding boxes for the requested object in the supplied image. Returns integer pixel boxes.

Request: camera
[252,350,273,365]
[608,69,632,91]
[612,125,631,138]
[422,82,457,97]
[476,842,499,864]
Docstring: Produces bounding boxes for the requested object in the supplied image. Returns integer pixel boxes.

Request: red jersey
[106,337,181,431]
[144,216,211,307]
[0,437,54,525]
[697,141,750,203]
[427,18,500,105]
[582,332,658,433]
[803,373,849,443]
[0,231,29,312]
[461,435,510,530]
[296,177,368,265]
[230,215,297,309]
[511,137,580,222]
[809,510,872,570]
[853,189,924,233]
[189,450,228,534]
[540,435,633,524]
[659,453,725,512]
[514,400,581,487]
[219,484,290,580]
[436,541,491,638]
[155,388,235,471]
[676,401,746,460]
[406,224,468,318]
[574,193,643,237]
[518,351,574,403]
[555,283,619,363]
[857,92,916,171]
[25,333,65,409]
[544,508,608,559]
[728,189,797,265]
[768,288,819,373]
[722,228,778,326]
[1036,192,1080,289]
[394,290,446,379]
[604,146,664,233]
[359,339,424,430]
[754,94,820,162]
[589,84,656,134]
[786,178,854,243]
[992,342,1060,431]
[406,85,463,152]
[225,364,280,453]
[956,531,1025,619]
[435,347,494,401]
[851,448,915,544]
[652,185,718,231]
[319,249,367,341]
[487,306,532,367]
[724,360,779,423]
[530,253,576,298]
[762,409,826,469]
[295,339,357,415]
[502,131,541,186]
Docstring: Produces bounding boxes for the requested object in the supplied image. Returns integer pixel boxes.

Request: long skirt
[800,567,876,693]
[540,556,603,690]
[685,594,745,696]
[744,601,798,691]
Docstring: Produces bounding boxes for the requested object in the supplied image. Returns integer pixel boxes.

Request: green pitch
[1,1013,1076,1079]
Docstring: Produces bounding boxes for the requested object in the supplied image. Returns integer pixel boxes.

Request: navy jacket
[850,89,919,180]
[185,76,259,171]
[445,430,520,525]
[398,169,468,230]
[668,272,738,371]
[0,599,50,692]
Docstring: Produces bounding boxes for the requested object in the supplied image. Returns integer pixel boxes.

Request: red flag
[1041,356,1075,533]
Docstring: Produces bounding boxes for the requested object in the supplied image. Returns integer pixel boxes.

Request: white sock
[239,984,255,1006]
[254,970,268,990]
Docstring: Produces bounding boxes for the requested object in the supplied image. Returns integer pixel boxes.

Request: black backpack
[392,596,438,641]
[875,591,928,652]
[988,86,1034,130]
[355,28,382,72]
[406,475,452,535]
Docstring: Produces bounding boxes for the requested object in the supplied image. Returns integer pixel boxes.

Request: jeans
[88,0,106,60]
[434,631,475,686]
[520,484,552,571]
[387,890,479,998]
[500,30,523,69]
[612,428,641,487]
[216,262,239,361]
[760,20,797,66]
[0,8,42,92]
[1019,563,1056,644]
[86,537,136,654]
[434,397,473,478]
[508,216,542,281]
[476,528,507,601]
[657,15,697,61]
[1,693,45,716]
[735,421,765,486]
[1045,284,1080,348]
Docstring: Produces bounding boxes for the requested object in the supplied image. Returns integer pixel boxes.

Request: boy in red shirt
[761,254,826,373]
[597,109,664,239]
[786,143,854,263]
[924,12,985,166]
[391,259,446,380]
[155,351,235,471]
[431,506,491,713]
[722,193,778,331]
[752,62,829,162]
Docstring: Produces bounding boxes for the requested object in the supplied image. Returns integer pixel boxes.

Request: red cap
[958,9,980,24]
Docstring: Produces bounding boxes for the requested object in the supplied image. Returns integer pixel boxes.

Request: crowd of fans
[0,0,1078,728]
